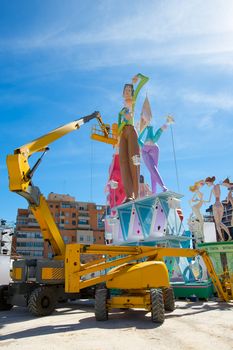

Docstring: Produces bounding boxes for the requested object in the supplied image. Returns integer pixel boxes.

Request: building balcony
[78,215,90,220]
[16,246,43,251]
[78,238,94,244]
[78,224,91,229]
[78,208,88,213]
[28,222,40,227]
[17,238,43,242]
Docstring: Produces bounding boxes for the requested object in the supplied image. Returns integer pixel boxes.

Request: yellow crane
[1,112,231,323]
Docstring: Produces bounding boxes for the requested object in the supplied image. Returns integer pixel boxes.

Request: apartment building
[14,193,106,258]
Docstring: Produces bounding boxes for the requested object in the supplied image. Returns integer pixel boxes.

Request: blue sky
[1,0,233,228]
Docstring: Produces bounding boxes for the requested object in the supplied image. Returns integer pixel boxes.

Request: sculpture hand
[161,124,168,131]
[166,115,175,124]
[132,75,139,84]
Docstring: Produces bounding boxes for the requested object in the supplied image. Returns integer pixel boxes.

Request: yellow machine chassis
[65,244,232,302]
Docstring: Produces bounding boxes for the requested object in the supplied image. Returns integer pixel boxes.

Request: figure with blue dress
[138,97,174,194]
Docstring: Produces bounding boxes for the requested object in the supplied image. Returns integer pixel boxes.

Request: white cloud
[183,91,233,110]
[198,114,215,129]
[1,0,233,71]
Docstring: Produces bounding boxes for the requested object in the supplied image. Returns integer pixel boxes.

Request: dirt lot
[0,300,232,350]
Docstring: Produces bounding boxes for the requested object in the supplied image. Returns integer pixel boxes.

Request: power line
[170,125,180,193]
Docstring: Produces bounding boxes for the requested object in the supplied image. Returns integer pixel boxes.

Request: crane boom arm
[65,244,231,301]
[16,112,100,157]
[6,111,110,259]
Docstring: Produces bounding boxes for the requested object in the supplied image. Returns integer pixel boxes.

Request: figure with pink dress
[106,148,126,208]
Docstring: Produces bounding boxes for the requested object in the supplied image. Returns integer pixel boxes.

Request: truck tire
[150,288,165,324]
[163,287,175,312]
[0,286,13,311]
[95,288,108,321]
[28,287,56,317]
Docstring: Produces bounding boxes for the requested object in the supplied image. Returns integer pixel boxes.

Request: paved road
[0,300,233,350]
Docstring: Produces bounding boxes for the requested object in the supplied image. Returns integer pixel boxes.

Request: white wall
[0,255,11,285]
[203,222,217,242]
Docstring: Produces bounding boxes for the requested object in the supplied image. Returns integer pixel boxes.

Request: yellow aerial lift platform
[5,242,232,323]
[65,244,231,322]
[1,112,232,324]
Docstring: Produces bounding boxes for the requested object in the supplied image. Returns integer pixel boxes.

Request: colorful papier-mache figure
[106,150,126,208]
[222,177,233,227]
[138,97,173,194]
[188,180,205,243]
[118,73,149,202]
[205,176,232,241]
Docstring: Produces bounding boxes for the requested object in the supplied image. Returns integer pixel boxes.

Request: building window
[79,213,89,217]
[17,241,44,247]
[35,233,42,238]
[34,251,43,257]
[17,219,28,225]
[72,220,76,225]
[78,219,88,225]
[61,203,75,208]
[72,213,76,218]
[97,213,104,229]
[50,204,53,208]
[79,206,87,211]
[65,212,70,217]
[65,220,69,224]
[63,236,69,243]
[17,231,43,239]
[80,236,84,242]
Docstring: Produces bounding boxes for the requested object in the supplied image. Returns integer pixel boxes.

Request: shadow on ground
[166,300,232,319]
[0,300,232,341]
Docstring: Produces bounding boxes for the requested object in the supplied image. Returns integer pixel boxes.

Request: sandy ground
[0,300,232,350]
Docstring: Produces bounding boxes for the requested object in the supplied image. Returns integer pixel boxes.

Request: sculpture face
[123,85,133,101]
[222,181,232,189]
